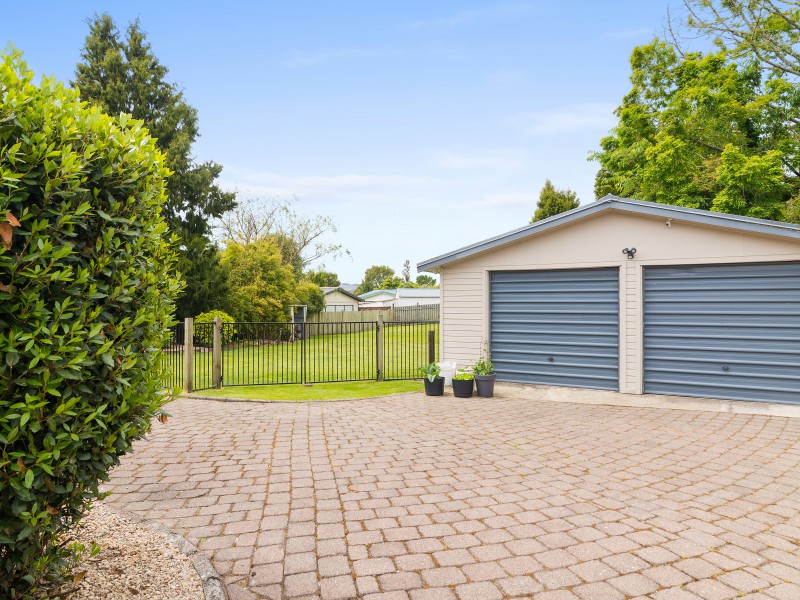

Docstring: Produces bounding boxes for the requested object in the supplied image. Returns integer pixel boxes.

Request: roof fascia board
[417,196,800,272]
[417,200,611,271]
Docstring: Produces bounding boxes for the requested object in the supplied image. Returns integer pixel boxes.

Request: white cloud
[508,102,617,136]
[434,147,528,171]
[218,166,439,207]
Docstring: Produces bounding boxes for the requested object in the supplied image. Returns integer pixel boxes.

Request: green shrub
[0,50,181,597]
[194,310,237,346]
[295,280,325,314]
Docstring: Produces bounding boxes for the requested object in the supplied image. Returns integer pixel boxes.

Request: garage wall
[438,210,800,393]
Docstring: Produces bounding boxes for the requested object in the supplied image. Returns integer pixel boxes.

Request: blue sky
[2,1,675,284]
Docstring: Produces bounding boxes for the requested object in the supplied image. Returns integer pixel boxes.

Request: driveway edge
[498,382,800,418]
[103,504,227,600]
[182,390,420,404]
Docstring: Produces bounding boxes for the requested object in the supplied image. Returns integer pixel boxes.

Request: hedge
[0,50,182,597]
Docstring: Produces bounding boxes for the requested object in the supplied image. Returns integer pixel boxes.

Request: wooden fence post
[183,317,193,393]
[376,315,384,381]
[428,330,436,364]
[212,317,222,389]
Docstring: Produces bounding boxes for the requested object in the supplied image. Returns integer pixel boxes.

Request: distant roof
[359,289,396,299]
[396,288,440,298]
[418,195,800,272]
[321,287,361,301]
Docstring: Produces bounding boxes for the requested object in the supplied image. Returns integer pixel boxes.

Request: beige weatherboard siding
[322,288,360,312]
[419,196,800,395]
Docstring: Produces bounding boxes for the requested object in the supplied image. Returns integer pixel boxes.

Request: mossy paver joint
[103,395,800,599]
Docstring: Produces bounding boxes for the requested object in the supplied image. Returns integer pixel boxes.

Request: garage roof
[417,195,800,272]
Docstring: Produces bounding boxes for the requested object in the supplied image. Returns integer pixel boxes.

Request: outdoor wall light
[622,247,637,259]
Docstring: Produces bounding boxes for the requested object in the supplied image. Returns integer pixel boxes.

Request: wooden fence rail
[307,303,439,324]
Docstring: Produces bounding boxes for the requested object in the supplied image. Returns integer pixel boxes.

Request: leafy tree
[0,50,181,596]
[592,40,799,220]
[220,239,296,322]
[295,280,326,313]
[306,268,340,287]
[416,274,438,287]
[356,265,395,295]
[531,180,580,222]
[74,14,236,318]
[683,0,800,78]
[219,197,345,269]
[402,259,411,282]
[379,275,414,290]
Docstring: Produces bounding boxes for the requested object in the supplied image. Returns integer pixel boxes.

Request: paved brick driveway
[103,392,800,600]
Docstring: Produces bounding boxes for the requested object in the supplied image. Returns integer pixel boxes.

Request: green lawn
[195,380,422,401]
[165,323,439,391]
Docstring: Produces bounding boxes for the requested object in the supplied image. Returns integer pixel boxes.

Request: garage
[644,263,800,404]
[490,268,619,390]
[418,195,800,404]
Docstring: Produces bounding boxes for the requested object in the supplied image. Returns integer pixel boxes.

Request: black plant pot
[452,378,474,398]
[423,376,445,396]
[474,373,496,398]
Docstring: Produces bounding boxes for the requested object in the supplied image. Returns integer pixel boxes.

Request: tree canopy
[682,0,800,78]
[219,197,345,269]
[592,39,800,221]
[379,275,413,290]
[306,268,341,287]
[531,180,580,222]
[220,239,296,322]
[74,14,236,318]
[356,265,395,295]
[416,274,438,287]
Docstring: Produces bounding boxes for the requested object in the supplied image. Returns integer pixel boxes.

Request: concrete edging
[182,389,421,404]
[104,504,227,600]
[496,382,800,418]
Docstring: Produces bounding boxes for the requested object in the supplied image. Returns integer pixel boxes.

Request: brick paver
[103,393,800,599]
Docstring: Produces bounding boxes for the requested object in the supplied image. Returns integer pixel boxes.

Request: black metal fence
[166,319,439,391]
[383,321,439,380]
[163,321,184,390]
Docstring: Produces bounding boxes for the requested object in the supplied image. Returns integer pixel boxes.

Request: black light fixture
[622,247,637,259]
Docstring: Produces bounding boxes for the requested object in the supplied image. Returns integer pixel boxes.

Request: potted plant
[419,362,444,396]
[472,344,496,398]
[452,369,474,398]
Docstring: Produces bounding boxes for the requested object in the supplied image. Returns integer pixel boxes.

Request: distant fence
[165,316,440,392]
[307,303,439,325]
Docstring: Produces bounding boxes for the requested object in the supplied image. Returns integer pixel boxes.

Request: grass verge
[188,380,422,401]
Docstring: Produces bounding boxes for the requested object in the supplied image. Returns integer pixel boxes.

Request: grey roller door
[490,269,619,390]
[644,263,800,404]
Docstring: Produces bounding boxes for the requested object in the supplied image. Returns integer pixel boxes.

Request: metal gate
[166,319,440,391]
[643,263,800,404]
[490,268,619,390]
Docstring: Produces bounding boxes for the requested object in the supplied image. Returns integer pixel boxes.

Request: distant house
[358,289,396,310]
[320,287,361,312]
[394,288,440,307]
[359,288,440,309]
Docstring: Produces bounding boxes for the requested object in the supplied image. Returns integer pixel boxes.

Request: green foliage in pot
[453,371,474,381]
[0,50,181,598]
[472,343,495,376]
[418,362,441,382]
